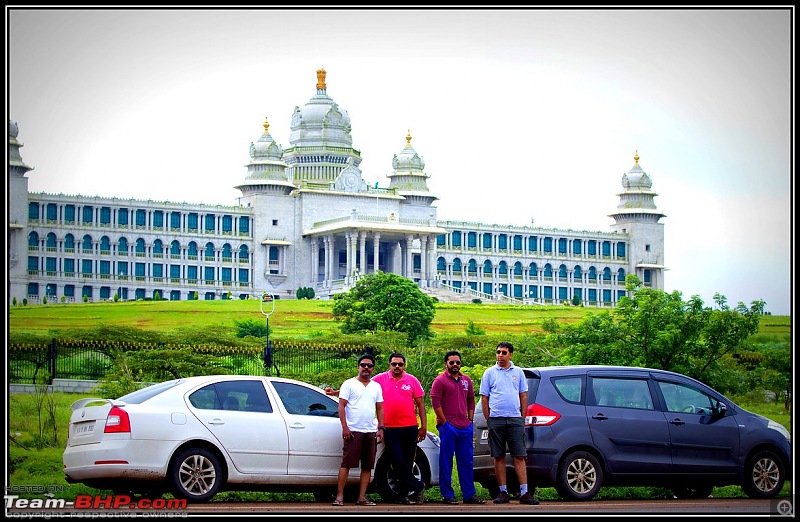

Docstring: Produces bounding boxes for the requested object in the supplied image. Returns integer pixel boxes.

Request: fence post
[47,338,57,384]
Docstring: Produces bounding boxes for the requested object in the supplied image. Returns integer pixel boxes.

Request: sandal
[331,499,344,506]
[355,499,377,506]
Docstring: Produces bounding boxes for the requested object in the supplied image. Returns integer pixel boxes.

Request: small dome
[621,152,652,190]
[392,130,425,172]
[249,118,283,161]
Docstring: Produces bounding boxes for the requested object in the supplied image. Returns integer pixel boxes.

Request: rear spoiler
[70,398,127,411]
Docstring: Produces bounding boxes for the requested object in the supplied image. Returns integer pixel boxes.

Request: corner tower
[608,152,667,290]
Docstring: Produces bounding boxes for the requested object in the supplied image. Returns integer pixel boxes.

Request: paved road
[104,497,797,516]
[11,497,793,517]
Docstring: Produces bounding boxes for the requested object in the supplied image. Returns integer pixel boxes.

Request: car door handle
[289,423,306,429]
[208,418,225,425]
[669,418,686,426]
[591,413,609,420]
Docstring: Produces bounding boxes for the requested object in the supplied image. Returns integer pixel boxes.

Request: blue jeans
[437,421,476,500]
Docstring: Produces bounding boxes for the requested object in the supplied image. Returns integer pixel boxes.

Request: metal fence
[8,339,376,385]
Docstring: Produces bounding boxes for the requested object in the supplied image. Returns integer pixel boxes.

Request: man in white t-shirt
[333,353,385,506]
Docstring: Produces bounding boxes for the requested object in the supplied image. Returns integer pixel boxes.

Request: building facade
[7,69,666,307]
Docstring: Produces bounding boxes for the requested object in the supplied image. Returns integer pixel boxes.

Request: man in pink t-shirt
[373,352,427,504]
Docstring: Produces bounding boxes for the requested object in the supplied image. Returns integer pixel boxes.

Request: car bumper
[63,438,176,481]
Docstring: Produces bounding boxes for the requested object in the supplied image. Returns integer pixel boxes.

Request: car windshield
[117,379,183,404]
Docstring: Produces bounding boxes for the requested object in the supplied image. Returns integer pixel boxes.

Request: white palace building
[7,69,666,307]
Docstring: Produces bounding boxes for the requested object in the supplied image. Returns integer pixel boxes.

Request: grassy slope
[8,299,790,338]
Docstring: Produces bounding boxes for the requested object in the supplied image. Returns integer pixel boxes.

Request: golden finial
[634,150,639,165]
[263,117,269,134]
[316,68,327,90]
[406,130,412,146]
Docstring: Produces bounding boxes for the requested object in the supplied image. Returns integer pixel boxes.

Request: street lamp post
[260,292,277,376]
[118,270,123,302]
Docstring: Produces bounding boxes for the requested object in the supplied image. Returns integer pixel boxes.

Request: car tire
[671,484,713,499]
[741,449,785,499]
[555,450,603,501]
[169,447,224,502]
[373,450,431,502]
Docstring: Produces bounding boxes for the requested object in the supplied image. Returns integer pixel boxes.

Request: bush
[472,298,482,304]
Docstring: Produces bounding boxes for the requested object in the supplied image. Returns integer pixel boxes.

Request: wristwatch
[378,426,385,430]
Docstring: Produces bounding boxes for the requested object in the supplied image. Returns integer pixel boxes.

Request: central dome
[288,69,353,148]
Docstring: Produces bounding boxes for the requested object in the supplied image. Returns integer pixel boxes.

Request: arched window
[238,244,249,261]
[64,234,75,251]
[222,243,233,261]
[437,257,446,271]
[205,242,215,260]
[135,238,146,255]
[82,235,93,252]
[118,237,128,253]
[453,257,462,272]
[170,240,181,257]
[574,265,583,279]
[498,261,508,275]
[153,239,164,256]
[467,259,478,274]
[483,260,492,274]
[188,241,198,259]
[513,262,523,276]
[100,236,111,254]
[46,233,57,249]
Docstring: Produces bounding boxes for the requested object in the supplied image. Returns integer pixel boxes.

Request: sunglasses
[359,363,375,368]
[390,362,405,367]
[496,350,509,355]
[447,360,462,366]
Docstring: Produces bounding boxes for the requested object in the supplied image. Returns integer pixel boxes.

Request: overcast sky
[6,8,793,315]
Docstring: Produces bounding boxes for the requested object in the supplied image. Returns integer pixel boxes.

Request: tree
[331,271,435,345]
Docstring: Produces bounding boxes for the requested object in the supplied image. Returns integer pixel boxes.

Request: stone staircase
[421,285,478,304]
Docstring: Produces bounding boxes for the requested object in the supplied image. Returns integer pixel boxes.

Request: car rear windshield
[117,379,183,404]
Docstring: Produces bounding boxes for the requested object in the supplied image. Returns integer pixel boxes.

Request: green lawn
[9,299,788,338]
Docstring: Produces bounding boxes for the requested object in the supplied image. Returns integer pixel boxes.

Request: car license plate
[481,429,488,441]
[74,422,95,435]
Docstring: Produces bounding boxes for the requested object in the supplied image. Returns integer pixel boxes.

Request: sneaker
[463,496,487,505]
[413,488,425,504]
[493,491,510,504]
[441,497,459,504]
[519,492,539,505]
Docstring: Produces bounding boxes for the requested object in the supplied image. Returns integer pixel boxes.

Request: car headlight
[767,419,791,441]
[426,432,440,448]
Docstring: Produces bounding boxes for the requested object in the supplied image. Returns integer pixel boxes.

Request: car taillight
[524,404,561,426]
[104,406,131,433]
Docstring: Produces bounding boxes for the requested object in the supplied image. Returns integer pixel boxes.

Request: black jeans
[383,425,424,494]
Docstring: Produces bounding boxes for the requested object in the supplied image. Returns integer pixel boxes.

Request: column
[358,231,367,274]
[405,234,414,279]
[372,232,381,273]
[310,239,318,285]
